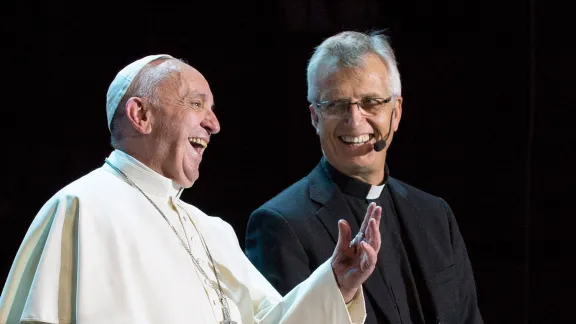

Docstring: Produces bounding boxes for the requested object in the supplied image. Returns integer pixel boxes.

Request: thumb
[335,219,352,252]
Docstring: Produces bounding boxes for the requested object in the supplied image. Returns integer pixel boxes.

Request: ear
[309,104,320,134]
[125,97,152,135]
[392,96,403,132]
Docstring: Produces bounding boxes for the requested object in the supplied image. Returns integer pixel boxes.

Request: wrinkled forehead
[177,63,214,103]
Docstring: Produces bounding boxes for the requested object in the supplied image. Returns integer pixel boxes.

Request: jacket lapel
[387,178,442,321]
[308,162,401,323]
[387,179,435,268]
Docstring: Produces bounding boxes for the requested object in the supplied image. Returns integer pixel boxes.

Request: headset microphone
[373,110,395,152]
[373,139,387,152]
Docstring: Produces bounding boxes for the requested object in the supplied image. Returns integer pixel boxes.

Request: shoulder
[264,176,310,206]
[54,168,127,201]
[34,167,146,224]
[37,168,114,209]
[21,168,119,233]
[388,177,458,240]
[388,176,450,212]
[251,176,318,221]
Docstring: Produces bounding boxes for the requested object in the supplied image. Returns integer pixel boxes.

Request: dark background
[1,1,572,323]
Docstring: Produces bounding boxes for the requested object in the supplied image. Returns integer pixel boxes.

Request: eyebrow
[187,91,206,99]
[322,91,387,101]
[358,92,387,98]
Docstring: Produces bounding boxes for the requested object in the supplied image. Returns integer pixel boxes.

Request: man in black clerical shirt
[244,31,484,324]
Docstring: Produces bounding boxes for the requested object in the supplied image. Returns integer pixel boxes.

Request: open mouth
[339,134,374,146]
[189,137,207,154]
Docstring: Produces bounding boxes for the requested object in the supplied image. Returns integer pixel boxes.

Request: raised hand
[331,202,382,303]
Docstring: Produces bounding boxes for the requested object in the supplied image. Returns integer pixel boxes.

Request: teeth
[340,134,371,144]
[189,138,207,148]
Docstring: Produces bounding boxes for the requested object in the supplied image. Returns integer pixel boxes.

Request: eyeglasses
[315,96,392,118]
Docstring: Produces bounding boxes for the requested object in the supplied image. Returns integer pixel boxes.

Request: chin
[343,152,374,165]
[179,155,200,186]
[340,156,379,173]
[181,169,199,187]
[344,162,371,173]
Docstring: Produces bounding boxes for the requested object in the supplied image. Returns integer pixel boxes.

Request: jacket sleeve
[242,207,366,323]
[441,199,484,324]
[245,207,313,295]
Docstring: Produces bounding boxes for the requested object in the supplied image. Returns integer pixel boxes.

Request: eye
[325,100,349,109]
[190,101,203,109]
[325,101,338,108]
[361,98,382,108]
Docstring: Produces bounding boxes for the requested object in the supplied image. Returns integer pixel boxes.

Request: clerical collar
[321,157,389,200]
[104,149,183,199]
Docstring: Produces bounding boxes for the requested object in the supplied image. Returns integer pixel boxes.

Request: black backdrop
[1,1,572,323]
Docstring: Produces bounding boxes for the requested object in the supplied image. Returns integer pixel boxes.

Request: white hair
[306,31,402,103]
[110,58,183,148]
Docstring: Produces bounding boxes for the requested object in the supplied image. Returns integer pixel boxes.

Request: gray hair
[306,31,401,103]
[110,57,183,148]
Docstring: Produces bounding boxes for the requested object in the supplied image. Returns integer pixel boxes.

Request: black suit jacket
[245,161,483,324]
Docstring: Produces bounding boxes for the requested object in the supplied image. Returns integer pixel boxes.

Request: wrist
[340,287,358,304]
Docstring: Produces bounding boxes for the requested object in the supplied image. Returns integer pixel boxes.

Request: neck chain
[105,159,236,324]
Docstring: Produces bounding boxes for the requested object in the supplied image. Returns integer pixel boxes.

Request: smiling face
[144,62,220,187]
[310,53,402,185]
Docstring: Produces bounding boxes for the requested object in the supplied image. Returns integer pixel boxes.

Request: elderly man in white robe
[0,55,383,324]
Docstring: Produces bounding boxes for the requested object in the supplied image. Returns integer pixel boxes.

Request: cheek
[318,118,339,138]
[183,111,205,131]
[370,114,391,136]
[317,120,343,154]
[175,114,197,140]
[158,114,180,137]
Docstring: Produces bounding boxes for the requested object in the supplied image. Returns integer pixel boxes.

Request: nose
[201,109,221,135]
[344,103,364,126]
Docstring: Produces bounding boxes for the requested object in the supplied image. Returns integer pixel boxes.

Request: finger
[365,218,375,241]
[370,205,382,227]
[370,206,382,252]
[366,218,381,252]
[360,241,378,273]
[350,202,376,246]
[351,203,379,248]
[359,202,377,235]
[335,219,352,252]
[364,206,382,240]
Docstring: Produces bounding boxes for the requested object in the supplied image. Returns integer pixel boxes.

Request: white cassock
[0,149,366,324]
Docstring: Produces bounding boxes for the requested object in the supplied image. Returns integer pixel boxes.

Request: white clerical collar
[321,158,388,200]
[104,149,183,199]
[366,184,385,200]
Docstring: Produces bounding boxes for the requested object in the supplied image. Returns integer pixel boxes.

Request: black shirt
[321,158,425,324]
